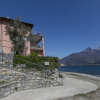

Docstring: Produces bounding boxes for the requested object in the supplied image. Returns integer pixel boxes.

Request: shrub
[0,80,5,84]
[13,54,59,71]
[59,74,63,78]
[15,87,18,91]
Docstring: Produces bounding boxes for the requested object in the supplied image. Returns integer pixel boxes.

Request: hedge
[13,55,59,70]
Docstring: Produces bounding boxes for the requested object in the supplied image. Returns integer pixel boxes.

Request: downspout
[0,17,3,68]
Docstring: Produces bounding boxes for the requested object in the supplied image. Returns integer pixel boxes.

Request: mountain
[98,46,100,50]
[59,47,100,65]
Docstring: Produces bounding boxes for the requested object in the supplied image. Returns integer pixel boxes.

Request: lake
[58,65,100,76]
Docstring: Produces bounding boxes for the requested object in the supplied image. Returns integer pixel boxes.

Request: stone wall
[0,68,63,98]
[0,53,13,69]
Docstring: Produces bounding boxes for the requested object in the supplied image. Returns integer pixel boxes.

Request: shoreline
[60,64,100,66]
[55,71,100,100]
[60,71,100,78]
[58,65,100,76]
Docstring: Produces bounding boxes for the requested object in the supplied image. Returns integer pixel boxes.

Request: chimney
[7,15,9,19]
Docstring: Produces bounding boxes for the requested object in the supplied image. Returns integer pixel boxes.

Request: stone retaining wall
[0,53,13,69]
[0,68,62,98]
[0,52,63,98]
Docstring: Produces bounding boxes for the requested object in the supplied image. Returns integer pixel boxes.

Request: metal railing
[0,40,63,82]
[32,30,44,36]
[5,53,62,82]
[0,49,63,98]
[30,43,43,48]
[0,39,63,99]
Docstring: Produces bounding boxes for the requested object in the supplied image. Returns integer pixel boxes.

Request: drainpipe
[0,17,3,68]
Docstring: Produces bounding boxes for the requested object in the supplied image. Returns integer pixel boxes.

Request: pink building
[0,16,45,56]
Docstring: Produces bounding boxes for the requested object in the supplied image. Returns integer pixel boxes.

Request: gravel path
[54,72,100,100]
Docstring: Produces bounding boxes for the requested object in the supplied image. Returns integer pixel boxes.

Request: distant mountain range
[59,47,100,66]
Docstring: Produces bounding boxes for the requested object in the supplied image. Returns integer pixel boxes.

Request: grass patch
[74,88,99,98]
[59,74,64,78]
[87,88,99,94]
[0,80,5,84]
[68,73,81,76]
[15,87,18,91]
[75,93,87,97]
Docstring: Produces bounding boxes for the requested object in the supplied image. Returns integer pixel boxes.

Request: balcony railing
[30,43,43,49]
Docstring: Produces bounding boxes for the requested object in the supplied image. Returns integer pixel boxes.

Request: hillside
[59,47,100,65]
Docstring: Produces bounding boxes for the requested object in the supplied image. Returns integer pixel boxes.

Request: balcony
[30,43,43,50]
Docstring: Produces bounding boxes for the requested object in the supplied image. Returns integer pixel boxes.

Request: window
[10,24,13,27]
[24,36,27,41]
[13,37,18,41]
[24,36,29,41]
[15,51,21,55]
[35,51,38,53]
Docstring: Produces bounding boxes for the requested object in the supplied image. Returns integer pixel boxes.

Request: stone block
[18,84,21,87]
[30,80,34,82]
[1,69,7,71]
[54,83,58,86]
[0,72,6,75]
[5,62,11,64]
[35,77,41,80]
[7,71,11,74]
[16,73,21,76]
[3,59,8,62]
[50,85,54,87]
[5,92,10,96]
[0,91,4,98]
[14,78,18,81]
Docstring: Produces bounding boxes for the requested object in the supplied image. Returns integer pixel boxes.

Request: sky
[0,0,100,58]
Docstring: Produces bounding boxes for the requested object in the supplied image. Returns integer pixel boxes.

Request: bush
[59,73,63,78]
[0,80,5,84]
[15,87,18,91]
[13,54,59,71]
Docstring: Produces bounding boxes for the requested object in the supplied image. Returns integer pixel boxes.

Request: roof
[0,16,34,29]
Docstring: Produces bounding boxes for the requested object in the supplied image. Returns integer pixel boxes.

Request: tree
[5,16,32,55]
[29,51,38,56]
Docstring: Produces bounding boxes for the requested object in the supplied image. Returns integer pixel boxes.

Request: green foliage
[13,55,59,70]
[59,74,63,78]
[5,16,32,54]
[15,87,18,91]
[29,51,38,56]
[0,80,5,84]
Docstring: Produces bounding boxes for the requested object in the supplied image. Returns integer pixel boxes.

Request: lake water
[58,65,100,76]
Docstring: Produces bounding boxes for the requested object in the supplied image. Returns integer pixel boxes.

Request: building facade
[0,16,45,56]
